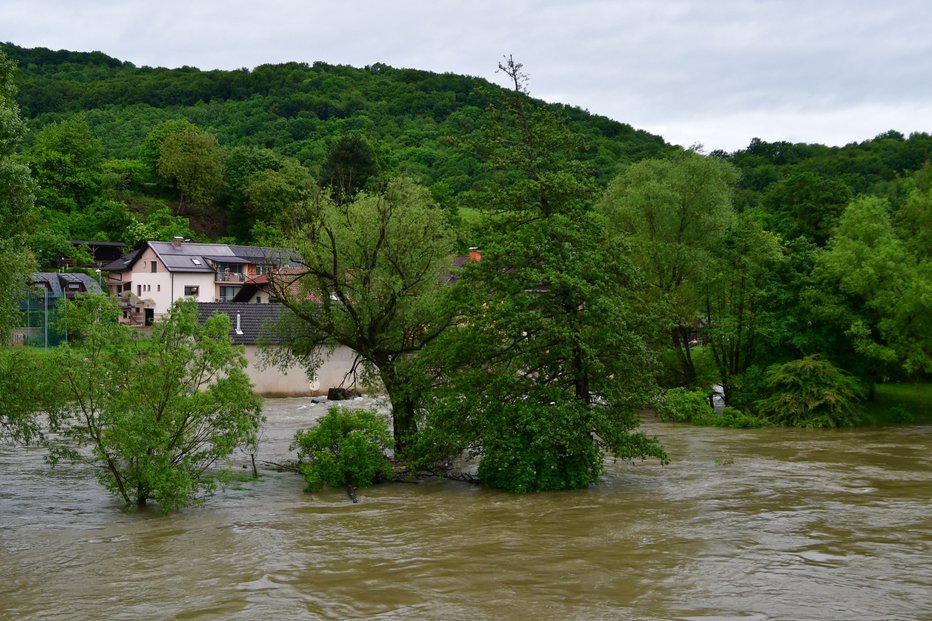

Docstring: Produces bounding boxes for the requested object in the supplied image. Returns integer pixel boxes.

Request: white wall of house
[244,287,274,304]
[242,344,363,396]
[130,248,218,319]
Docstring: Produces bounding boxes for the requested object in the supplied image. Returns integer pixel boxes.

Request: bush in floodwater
[656,388,768,428]
[705,407,769,429]
[655,387,714,423]
[754,356,865,428]
[292,407,393,491]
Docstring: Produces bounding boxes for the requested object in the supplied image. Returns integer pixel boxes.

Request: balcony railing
[216,271,246,282]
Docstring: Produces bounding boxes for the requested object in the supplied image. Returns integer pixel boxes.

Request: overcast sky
[4,0,931,152]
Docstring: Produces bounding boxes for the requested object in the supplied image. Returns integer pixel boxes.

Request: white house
[104,238,298,325]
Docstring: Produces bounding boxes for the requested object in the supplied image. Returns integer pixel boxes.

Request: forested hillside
[1,43,669,185]
[4,41,931,249]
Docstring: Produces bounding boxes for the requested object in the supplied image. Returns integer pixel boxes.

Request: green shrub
[656,388,768,428]
[476,400,604,493]
[655,387,714,423]
[706,407,769,428]
[292,407,394,491]
[754,356,865,428]
[0,347,68,443]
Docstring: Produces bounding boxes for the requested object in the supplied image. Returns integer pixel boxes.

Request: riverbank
[865,382,932,425]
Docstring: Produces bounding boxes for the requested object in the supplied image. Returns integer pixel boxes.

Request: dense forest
[3,41,931,248]
[1,44,929,503]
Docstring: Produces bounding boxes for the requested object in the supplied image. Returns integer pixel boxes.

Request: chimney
[235,313,244,336]
[468,247,481,262]
[173,236,183,249]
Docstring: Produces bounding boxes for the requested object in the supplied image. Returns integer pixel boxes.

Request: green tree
[292,407,394,497]
[424,57,666,492]
[155,123,226,215]
[0,49,37,345]
[267,177,454,456]
[597,150,739,386]
[701,216,784,404]
[46,296,263,512]
[222,145,284,242]
[759,172,851,245]
[122,206,195,247]
[0,348,67,443]
[28,117,103,212]
[244,158,315,231]
[139,118,196,177]
[810,196,931,378]
[755,355,865,428]
[320,134,379,203]
[895,164,932,260]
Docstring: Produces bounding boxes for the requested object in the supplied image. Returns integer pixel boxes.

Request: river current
[2,397,930,620]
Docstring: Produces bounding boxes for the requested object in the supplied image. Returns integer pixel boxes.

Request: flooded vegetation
[2,398,930,620]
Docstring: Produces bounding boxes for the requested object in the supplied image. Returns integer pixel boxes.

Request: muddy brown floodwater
[1,397,930,620]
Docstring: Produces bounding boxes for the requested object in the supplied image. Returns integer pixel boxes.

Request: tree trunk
[379,363,418,458]
[672,327,696,385]
[573,344,591,405]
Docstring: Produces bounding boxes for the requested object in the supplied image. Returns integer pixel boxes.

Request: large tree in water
[418,57,666,492]
[267,177,455,457]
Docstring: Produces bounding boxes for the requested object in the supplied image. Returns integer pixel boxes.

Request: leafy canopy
[292,407,394,491]
[755,355,865,428]
[267,176,455,455]
[420,56,667,492]
[46,296,264,512]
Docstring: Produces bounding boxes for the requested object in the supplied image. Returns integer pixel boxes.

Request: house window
[255,265,265,276]
[184,286,199,296]
[219,285,240,301]
[137,284,142,296]
[150,262,157,273]
[157,285,160,292]
[255,296,262,303]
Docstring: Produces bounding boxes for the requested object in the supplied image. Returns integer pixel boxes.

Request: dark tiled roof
[30,272,103,296]
[103,249,140,272]
[196,302,284,345]
[110,241,303,274]
[228,245,303,266]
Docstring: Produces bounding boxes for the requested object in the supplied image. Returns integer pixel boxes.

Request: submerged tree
[0,348,66,444]
[420,57,666,492]
[46,296,263,512]
[267,177,455,457]
[755,355,865,428]
[292,407,394,501]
